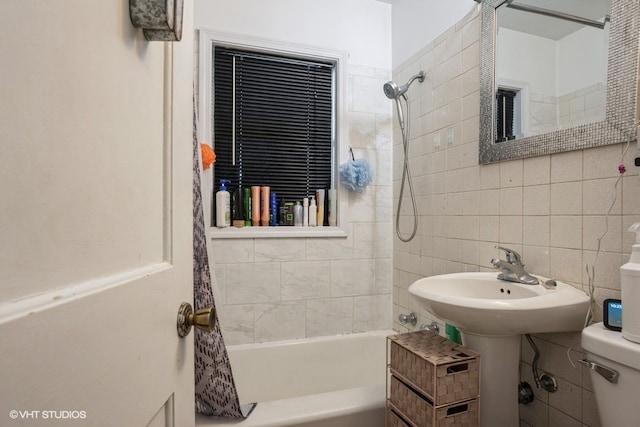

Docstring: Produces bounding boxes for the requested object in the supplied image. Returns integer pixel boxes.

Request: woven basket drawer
[389,375,479,427]
[389,331,480,406]
[386,406,411,427]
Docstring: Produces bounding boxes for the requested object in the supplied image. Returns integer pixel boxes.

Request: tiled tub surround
[210,64,394,345]
[391,7,640,427]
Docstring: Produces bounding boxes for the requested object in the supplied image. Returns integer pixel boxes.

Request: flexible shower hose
[394,94,418,242]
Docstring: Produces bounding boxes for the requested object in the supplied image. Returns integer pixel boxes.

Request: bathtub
[195,330,393,427]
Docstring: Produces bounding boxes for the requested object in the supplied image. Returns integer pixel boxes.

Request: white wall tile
[226,263,281,304]
[254,302,306,342]
[281,261,331,301]
[523,155,550,186]
[550,216,583,249]
[550,182,582,215]
[354,294,392,332]
[331,258,376,297]
[211,239,254,264]
[583,178,622,215]
[523,185,550,216]
[306,298,354,336]
[551,150,583,183]
[254,238,306,262]
[218,304,255,345]
[523,216,550,247]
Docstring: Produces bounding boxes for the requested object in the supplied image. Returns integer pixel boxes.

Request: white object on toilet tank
[621,222,640,343]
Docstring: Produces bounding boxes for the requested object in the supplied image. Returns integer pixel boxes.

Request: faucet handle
[495,246,523,265]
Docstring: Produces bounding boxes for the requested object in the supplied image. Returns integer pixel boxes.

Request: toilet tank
[581,323,640,427]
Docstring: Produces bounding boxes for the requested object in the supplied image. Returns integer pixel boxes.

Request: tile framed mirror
[479,0,640,164]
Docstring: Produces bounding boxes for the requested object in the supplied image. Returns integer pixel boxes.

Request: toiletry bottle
[328,189,337,226]
[232,187,245,228]
[216,179,231,228]
[243,188,252,227]
[251,186,261,226]
[278,198,287,225]
[621,222,640,343]
[303,197,309,227]
[316,189,325,227]
[270,192,278,226]
[308,196,317,227]
[293,201,303,226]
[260,186,270,226]
[285,202,294,226]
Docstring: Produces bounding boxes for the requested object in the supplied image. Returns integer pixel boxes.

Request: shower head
[383,71,425,99]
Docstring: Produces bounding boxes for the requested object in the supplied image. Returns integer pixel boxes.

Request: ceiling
[498,0,611,40]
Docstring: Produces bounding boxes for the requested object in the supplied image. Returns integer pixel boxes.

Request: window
[198,31,348,238]
[212,46,335,227]
[495,88,517,143]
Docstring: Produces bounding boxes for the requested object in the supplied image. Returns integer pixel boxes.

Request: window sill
[209,226,347,240]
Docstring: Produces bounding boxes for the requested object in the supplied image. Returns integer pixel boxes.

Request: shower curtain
[193,101,255,418]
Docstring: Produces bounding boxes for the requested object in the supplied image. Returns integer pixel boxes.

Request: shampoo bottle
[251,186,261,226]
[303,197,309,226]
[308,196,317,227]
[270,193,278,226]
[328,189,337,226]
[293,201,303,226]
[316,189,325,227]
[260,186,270,227]
[621,222,640,343]
[216,179,231,228]
[232,187,244,228]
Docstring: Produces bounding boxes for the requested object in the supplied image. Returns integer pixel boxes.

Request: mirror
[479,0,640,164]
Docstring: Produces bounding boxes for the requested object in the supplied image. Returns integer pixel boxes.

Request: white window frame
[198,29,349,239]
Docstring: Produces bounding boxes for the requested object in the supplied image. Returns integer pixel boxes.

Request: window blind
[213,46,334,215]
[495,88,517,143]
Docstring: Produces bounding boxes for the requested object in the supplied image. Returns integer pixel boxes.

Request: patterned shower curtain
[192,101,256,418]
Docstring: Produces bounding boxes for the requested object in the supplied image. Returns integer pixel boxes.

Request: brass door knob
[176,302,215,338]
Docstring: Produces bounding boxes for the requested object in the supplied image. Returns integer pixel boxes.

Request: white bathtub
[196,330,393,427]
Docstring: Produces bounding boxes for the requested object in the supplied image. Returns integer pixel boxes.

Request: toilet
[581,322,640,427]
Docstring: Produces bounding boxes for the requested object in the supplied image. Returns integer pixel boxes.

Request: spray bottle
[622,222,640,343]
[216,179,231,228]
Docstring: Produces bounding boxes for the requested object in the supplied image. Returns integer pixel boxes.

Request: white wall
[194,0,394,344]
[388,0,477,68]
[195,0,391,70]
[497,28,558,96]
[558,25,609,95]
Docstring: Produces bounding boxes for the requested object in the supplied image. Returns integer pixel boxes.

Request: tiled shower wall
[210,64,394,345]
[392,8,640,427]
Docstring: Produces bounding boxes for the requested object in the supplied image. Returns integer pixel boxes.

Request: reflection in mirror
[479,0,640,164]
[496,0,610,141]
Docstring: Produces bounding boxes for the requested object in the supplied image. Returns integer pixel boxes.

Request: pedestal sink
[408,272,590,427]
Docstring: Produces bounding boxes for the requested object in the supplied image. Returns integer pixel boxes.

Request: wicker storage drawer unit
[388,375,478,427]
[386,331,480,427]
[386,407,412,427]
[389,331,480,405]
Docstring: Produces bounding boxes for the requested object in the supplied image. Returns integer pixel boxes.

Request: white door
[0,2,195,427]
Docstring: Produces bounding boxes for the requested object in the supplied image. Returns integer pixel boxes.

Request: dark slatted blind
[495,88,517,143]
[213,46,334,213]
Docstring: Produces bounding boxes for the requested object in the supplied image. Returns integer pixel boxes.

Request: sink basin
[409,272,590,336]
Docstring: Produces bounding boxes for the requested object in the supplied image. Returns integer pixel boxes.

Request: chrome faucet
[491,246,539,285]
